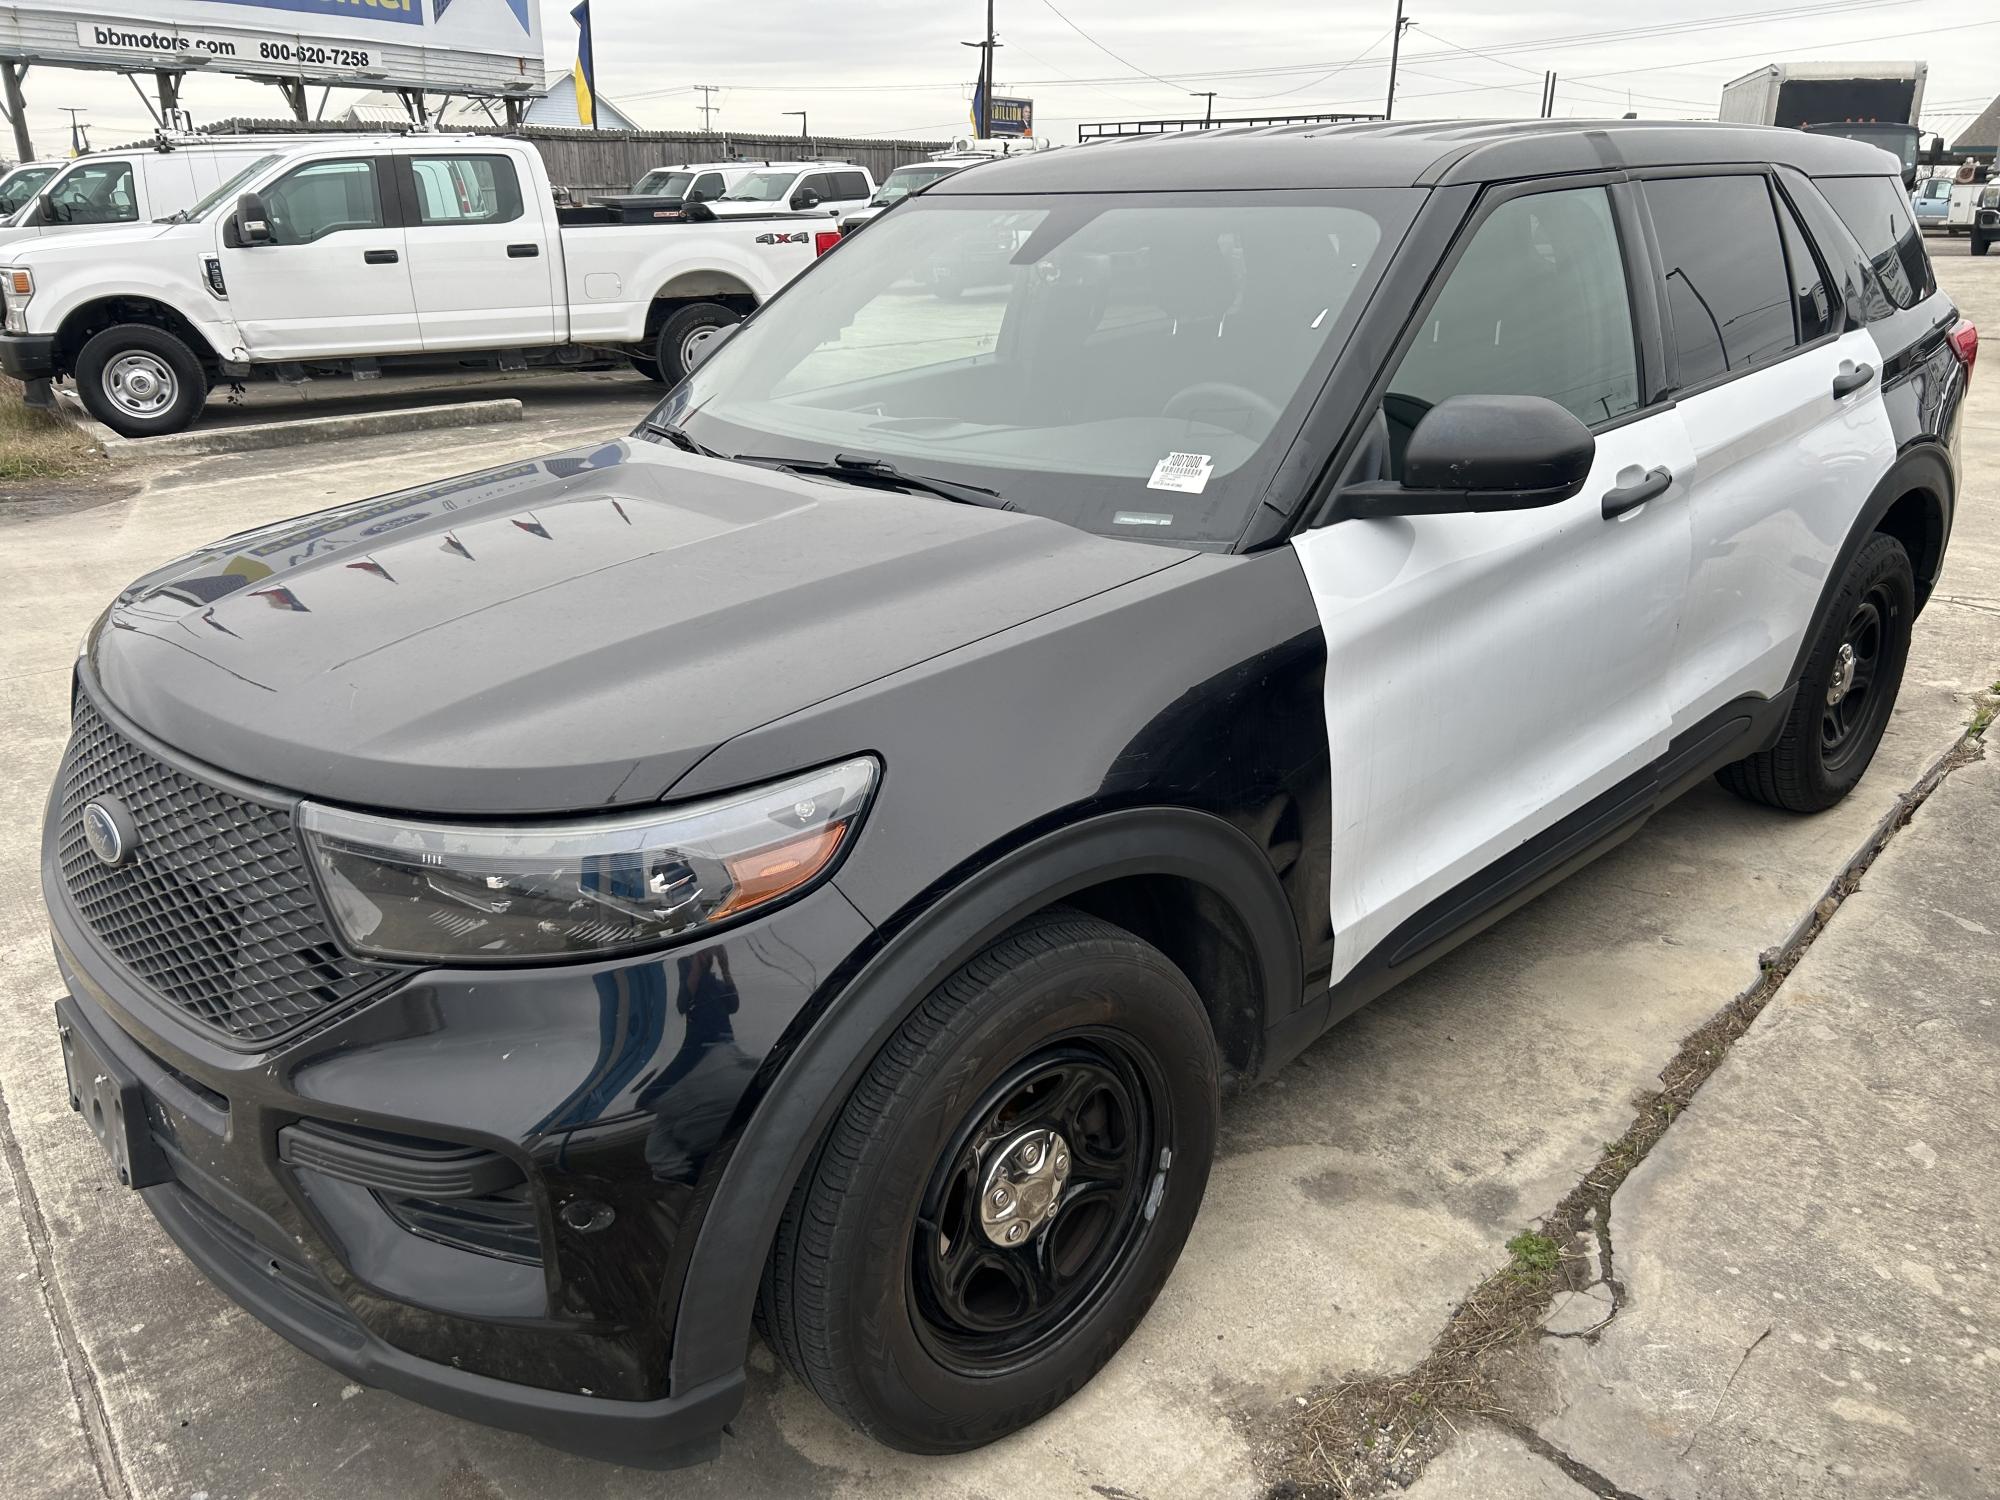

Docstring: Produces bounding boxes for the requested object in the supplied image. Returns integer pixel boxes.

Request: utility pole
[1,63,32,162]
[59,105,86,155]
[694,83,719,132]
[1384,0,1414,121]
[1540,71,1556,119]
[962,0,998,139]
[783,109,807,141]
[1192,90,1217,127]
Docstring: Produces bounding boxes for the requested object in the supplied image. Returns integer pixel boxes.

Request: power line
[1568,12,1999,82]
[1033,0,1199,93]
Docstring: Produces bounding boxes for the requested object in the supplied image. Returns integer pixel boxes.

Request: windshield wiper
[643,420,724,459]
[732,452,1013,510]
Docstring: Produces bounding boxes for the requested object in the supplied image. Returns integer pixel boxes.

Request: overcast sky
[24,0,2000,157]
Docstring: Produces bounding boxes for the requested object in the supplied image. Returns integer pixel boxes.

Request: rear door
[1289,181,1695,985]
[399,150,561,350]
[220,154,418,358]
[1638,170,1896,731]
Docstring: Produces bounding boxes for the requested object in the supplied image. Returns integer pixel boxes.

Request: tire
[761,910,1218,1453]
[1973,234,1991,258]
[651,301,740,384]
[1717,532,1914,813]
[628,353,666,382]
[74,323,207,438]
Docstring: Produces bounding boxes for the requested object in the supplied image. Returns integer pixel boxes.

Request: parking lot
[0,244,1994,1500]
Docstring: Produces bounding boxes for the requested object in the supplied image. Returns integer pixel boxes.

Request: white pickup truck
[0,134,838,437]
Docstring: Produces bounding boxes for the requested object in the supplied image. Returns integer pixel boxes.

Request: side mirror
[684,323,736,374]
[791,189,821,210]
[38,193,69,225]
[1333,394,1595,521]
[234,190,273,245]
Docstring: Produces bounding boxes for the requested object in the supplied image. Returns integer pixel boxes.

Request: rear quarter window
[1813,175,1935,313]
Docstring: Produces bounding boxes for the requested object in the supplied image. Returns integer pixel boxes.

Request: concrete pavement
[0,253,1994,1500]
[1527,749,2000,1500]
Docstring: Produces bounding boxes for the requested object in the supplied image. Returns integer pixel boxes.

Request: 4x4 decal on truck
[755,230,812,245]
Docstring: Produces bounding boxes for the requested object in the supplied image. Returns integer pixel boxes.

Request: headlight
[3,267,29,298]
[299,756,878,963]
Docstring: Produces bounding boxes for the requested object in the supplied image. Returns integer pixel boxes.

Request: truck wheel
[652,302,740,384]
[628,353,666,382]
[1973,233,1992,258]
[1716,532,1913,813]
[761,910,1218,1453]
[75,323,206,438]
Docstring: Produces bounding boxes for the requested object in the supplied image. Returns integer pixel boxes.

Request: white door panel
[1291,410,1694,985]
[222,234,419,358]
[404,153,561,350]
[1667,327,1896,728]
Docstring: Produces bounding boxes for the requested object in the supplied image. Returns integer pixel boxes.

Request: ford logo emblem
[81,800,137,868]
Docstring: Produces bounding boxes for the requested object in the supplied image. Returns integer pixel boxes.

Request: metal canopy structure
[1077,111,1385,142]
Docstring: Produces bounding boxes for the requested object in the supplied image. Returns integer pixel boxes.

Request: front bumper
[45,796,871,1464]
[0,330,55,380]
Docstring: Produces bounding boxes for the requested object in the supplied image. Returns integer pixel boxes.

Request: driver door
[1289,183,1694,984]
[219,155,417,360]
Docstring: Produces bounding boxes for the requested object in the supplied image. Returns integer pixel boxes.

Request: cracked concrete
[0,250,1994,1500]
[1526,749,2000,1500]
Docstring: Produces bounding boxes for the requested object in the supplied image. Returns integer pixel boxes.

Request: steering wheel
[1162,381,1282,435]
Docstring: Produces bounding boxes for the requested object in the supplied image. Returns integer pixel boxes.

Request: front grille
[55,692,399,1046]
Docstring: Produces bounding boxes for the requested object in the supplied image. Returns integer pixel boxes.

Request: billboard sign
[970,86,1034,138]
[4,0,546,97]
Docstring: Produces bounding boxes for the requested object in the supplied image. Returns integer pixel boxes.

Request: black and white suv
[44,121,1969,1468]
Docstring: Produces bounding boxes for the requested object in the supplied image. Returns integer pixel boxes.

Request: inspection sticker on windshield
[1147,452,1214,494]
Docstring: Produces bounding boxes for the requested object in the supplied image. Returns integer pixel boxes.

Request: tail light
[1949,318,1977,375]
[814,229,842,257]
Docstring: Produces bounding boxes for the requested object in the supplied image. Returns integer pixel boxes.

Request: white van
[0,138,313,252]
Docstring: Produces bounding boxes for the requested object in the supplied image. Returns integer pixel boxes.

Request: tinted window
[1647,175,1796,387]
[1389,187,1638,429]
[1815,175,1935,312]
[49,161,137,225]
[262,158,383,244]
[691,172,724,202]
[1776,191,1832,344]
[796,173,833,203]
[830,171,869,200]
[409,155,523,225]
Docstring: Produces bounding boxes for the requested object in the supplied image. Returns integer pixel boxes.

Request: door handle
[363,248,400,265]
[1832,361,1875,398]
[507,242,541,258]
[1602,466,1673,519]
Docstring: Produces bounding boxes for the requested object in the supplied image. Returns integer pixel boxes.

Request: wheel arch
[54,296,220,376]
[665,805,1300,1396]
[1788,441,1952,687]
[645,272,757,334]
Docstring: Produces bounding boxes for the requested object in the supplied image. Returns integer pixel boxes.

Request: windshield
[872,164,964,206]
[635,169,693,197]
[0,164,56,215]
[720,170,799,202]
[655,189,1418,546]
[166,154,282,223]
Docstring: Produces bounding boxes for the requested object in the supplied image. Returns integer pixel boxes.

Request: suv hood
[90,437,1192,814]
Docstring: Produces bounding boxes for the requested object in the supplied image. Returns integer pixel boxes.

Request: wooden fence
[197,119,952,198]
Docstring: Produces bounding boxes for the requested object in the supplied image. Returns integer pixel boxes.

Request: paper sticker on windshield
[1114,510,1175,528]
[1147,452,1214,494]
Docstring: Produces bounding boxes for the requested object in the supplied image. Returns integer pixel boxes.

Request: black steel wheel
[910,1037,1156,1374]
[760,910,1217,1453]
[1717,531,1914,812]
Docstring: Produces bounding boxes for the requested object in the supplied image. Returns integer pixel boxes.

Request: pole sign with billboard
[970,84,1034,138]
[2,0,545,97]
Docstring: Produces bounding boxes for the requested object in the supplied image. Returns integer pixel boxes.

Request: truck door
[399,151,560,350]
[219,154,419,358]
